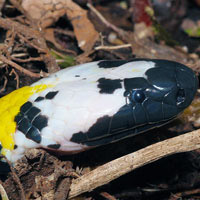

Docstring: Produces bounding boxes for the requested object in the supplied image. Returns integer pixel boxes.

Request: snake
[0,59,198,163]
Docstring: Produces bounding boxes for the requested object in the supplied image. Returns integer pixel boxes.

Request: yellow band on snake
[0,84,49,155]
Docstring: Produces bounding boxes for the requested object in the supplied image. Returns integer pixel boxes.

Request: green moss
[185,27,200,38]
[51,50,75,69]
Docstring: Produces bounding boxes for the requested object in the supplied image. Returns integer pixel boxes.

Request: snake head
[70,59,198,147]
[124,59,198,123]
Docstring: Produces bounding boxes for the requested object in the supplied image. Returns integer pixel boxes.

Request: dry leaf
[64,0,99,52]
[22,0,99,52]
[22,0,66,28]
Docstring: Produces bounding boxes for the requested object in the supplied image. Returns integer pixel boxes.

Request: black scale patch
[20,101,32,113]
[32,115,48,131]
[98,60,129,68]
[45,91,59,99]
[26,107,41,121]
[70,104,171,146]
[97,78,122,94]
[47,144,61,149]
[70,105,136,146]
[35,96,45,102]
[26,127,42,143]
[17,118,32,135]
[15,101,48,143]
[97,59,168,69]
[97,59,160,69]
[34,91,59,102]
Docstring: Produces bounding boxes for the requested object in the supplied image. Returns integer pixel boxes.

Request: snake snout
[145,60,198,120]
[174,62,198,110]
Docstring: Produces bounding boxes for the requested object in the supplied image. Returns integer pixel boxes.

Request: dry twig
[0,17,59,73]
[0,75,8,93]
[87,3,129,40]
[95,44,132,50]
[0,182,9,200]
[2,156,26,200]
[69,128,200,198]
[11,56,43,63]
[100,192,117,200]
[0,54,41,78]
[54,29,75,38]
[9,68,19,88]
[169,188,200,200]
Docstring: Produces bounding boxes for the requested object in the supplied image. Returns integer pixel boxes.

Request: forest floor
[0,0,200,199]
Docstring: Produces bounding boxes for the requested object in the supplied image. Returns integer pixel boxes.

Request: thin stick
[0,183,9,200]
[11,56,43,62]
[69,128,200,198]
[0,54,41,78]
[95,44,132,50]
[3,156,26,200]
[0,17,59,73]
[0,76,8,93]
[9,68,19,89]
[87,3,129,40]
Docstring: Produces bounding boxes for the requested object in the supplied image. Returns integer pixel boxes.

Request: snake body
[0,59,198,163]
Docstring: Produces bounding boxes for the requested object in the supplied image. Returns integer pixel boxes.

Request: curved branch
[69,128,200,198]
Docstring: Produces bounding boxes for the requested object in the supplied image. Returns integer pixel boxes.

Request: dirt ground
[0,0,200,199]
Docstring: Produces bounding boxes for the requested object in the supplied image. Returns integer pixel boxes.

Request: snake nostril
[176,88,185,105]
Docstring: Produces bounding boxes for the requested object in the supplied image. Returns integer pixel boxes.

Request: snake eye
[176,88,185,105]
[130,90,146,103]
